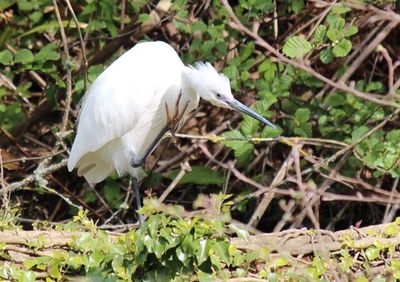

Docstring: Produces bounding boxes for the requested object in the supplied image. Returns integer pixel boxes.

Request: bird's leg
[132,177,144,226]
[130,127,168,168]
[164,91,190,141]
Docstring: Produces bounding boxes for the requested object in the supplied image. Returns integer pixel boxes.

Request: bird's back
[68,41,187,183]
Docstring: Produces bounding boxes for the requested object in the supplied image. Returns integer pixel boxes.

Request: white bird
[68,41,275,222]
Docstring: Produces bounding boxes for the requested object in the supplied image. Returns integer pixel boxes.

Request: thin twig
[159,162,191,203]
[52,0,73,134]
[64,0,88,89]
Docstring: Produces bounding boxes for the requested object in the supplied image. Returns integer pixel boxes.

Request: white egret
[68,41,275,223]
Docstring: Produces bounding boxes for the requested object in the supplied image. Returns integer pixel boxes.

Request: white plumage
[68,41,275,185]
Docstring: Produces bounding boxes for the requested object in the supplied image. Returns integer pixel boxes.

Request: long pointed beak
[227,99,276,129]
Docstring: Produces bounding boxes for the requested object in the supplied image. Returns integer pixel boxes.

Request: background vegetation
[1,0,400,280]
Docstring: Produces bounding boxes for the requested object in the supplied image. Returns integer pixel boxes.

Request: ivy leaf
[333,39,352,57]
[282,36,312,58]
[14,48,34,63]
[212,241,231,266]
[196,239,211,265]
[0,50,13,65]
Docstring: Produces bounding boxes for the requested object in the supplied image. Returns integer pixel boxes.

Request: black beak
[226,99,276,129]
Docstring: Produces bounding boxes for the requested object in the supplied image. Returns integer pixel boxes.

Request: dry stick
[2,150,65,164]
[120,0,126,31]
[172,133,348,148]
[247,146,296,227]
[314,0,400,23]
[221,0,400,109]
[3,159,68,193]
[394,77,400,92]
[64,0,88,89]
[291,152,351,229]
[159,161,191,203]
[53,0,72,134]
[382,178,400,223]
[378,45,395,97]
[198,144,292,197]
[0,149,9,215]
[322,192,400,205]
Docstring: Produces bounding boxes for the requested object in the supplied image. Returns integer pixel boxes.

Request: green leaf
[168,166,224,185]
[14,48,34,63]
[294,123,312,137]
[384,224,398,237]
[212,241,231,266]
[324,93,346,107]
[282,36,312,58]
[365,246,380,260]
[198,271,215,282]
[326,16,345,41]
[138,13,150,23]
[331,5,352,14]
[229,224,249,242]
[292,0,304,13]
[223,65,239,80]
[343,25,358,37]
[192,20,207,32]
[295,108,310,123]
[0,0,16,11]
[19,20,87,38]
[333,39,352,57]
[0,50,13,65]
[196,239,211,265]
[313,25,327,45]
[34,44,60,62]
[366,81,383,93]
[222,130,253,165]
[102,181,122,208]
[320,47,334,64]
[328,16,345,31]
[352,126,369,141]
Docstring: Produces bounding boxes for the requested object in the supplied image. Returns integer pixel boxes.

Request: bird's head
[187,62,276,128]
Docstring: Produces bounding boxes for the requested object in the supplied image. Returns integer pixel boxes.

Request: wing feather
[68,41,185,171]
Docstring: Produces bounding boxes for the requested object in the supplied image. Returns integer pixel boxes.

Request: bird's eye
[216,93,222,98]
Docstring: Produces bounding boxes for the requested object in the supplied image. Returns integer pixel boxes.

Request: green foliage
[354,128,400,177]
[283,36,313,58]
[0,201,269,281]
[2,0,400,279]
[169,166,224,185]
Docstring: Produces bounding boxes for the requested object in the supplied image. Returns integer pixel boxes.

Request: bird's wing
[68,41,185,171]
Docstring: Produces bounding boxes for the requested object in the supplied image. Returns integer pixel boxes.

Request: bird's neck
[182,67,200,107]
